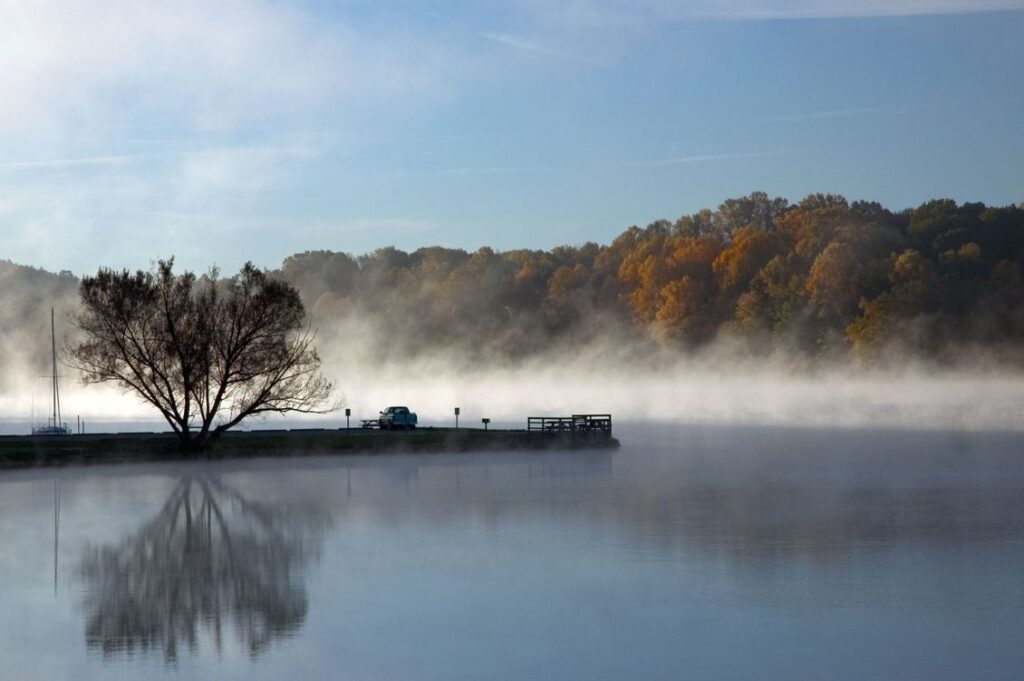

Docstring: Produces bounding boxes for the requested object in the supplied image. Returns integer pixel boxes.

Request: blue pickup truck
[379,406,418,430]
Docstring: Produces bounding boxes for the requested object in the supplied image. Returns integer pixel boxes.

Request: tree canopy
[68,260,334,451]
[277,194,1024,365]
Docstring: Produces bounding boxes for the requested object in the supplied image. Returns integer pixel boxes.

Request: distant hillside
[4,193,1024,378]
[0,261,79,389]
[277,194,1024,365]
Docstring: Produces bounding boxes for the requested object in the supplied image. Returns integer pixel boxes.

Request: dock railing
[527,414,612,437]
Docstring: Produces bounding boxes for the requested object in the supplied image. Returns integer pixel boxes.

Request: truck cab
[379,406,418,430]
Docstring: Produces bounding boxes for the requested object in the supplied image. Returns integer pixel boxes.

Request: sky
[0,0,1022,275]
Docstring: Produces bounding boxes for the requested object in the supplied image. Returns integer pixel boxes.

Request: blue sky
[0,0,1022,274]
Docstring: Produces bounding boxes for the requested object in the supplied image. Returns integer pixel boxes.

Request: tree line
[279,193,1024,364]
[3,192,1024,381]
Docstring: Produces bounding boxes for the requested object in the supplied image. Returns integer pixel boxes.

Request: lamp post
[345,408,351,433]
[455,406,460,429]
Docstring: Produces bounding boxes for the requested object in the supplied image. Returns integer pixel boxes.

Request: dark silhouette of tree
[68,259,334,451]
[78,476,328,661]
[714,191,790,232]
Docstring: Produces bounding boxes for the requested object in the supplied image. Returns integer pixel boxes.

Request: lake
[2,423,1022,680]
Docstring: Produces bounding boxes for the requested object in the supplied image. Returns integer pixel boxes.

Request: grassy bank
[0,427,619,470]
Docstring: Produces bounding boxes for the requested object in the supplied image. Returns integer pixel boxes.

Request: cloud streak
[527,0,1024,24]
[0,154,151,171]
[379,166,532,179]
[624,151,790,167]
[717,0,1024,19]
[759,105,920,123]
[479,31,608,65]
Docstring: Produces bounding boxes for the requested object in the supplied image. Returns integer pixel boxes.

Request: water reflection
[18,429,1018,680]
[78,475,328,661]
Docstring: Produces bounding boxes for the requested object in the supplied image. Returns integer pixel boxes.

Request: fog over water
[1,423,1022,680]
[3,354,1023,434]
[320,357,1024,431]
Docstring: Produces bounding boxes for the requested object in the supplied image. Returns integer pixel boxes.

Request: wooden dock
[527,414,612,434]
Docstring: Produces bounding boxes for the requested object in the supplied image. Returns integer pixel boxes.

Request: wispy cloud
[134,212,436,236]
[379,166,532,179]
[0,145,314,173]
[0,1,451,135]
[479,31,607,65]
[720,0,1024,19]
[532,0,1024,23]
[764,95,1024,123]
[762,105,914,123]
[512,0,1024,26]
[624,151,790,167]
[0,141,322,273]
[0,154,151,170]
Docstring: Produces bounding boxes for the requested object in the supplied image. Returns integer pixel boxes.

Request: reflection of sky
[2,424,1024,680]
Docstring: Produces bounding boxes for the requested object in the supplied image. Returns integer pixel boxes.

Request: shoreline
[0,427,620,470]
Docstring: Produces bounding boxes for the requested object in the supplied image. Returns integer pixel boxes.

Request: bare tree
[68,259,335,451]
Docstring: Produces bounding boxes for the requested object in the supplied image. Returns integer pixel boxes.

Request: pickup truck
[378,406,418,430]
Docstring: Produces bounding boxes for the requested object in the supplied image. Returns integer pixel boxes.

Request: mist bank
[322,351,1024,431]
[2,192,1024,430]
[4,349,1022,434]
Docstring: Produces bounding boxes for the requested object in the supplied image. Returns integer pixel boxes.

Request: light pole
[455,406,460,429]
[345,407,351,433]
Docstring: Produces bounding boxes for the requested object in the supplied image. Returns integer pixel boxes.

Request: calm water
[2,423,1023,680]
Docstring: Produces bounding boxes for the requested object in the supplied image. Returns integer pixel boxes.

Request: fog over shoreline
[3,349,1023,433]
[322,347,1024,431]
[3,192,1024,432]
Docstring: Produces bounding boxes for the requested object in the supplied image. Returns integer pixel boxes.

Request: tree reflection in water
[78,476,327,661]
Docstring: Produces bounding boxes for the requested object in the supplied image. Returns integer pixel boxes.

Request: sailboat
[32,309,72,436]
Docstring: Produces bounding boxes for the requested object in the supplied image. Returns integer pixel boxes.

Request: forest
[3,193,1024,388]
[278,193,1024,365]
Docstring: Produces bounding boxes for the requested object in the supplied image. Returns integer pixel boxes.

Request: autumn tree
[714,191,790,233]
[260,195,1024,366]
[69,259,335,452]
[846,250,941,357]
